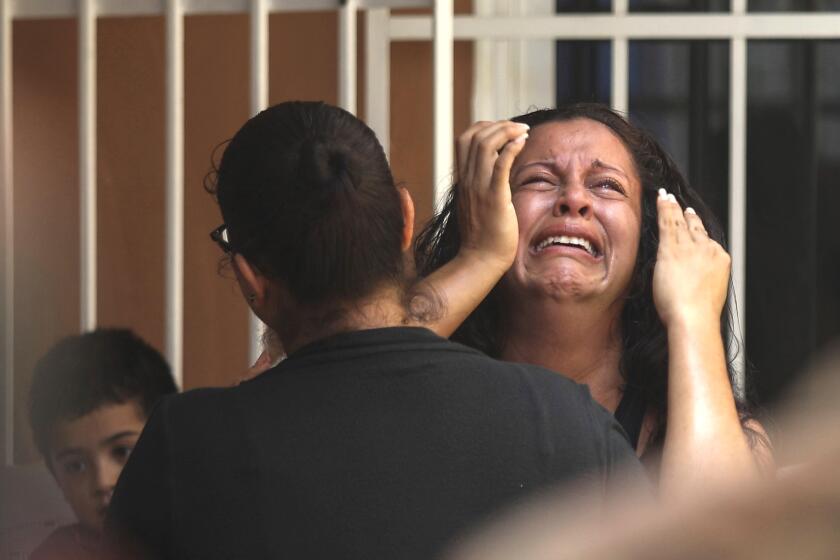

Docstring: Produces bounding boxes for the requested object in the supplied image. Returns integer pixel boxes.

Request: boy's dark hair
[28,329,177,462]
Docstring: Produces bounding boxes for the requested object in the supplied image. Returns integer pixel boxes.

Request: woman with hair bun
[414,104,773,495]
[106,101,643,560]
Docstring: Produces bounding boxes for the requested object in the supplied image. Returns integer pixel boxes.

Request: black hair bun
[298,139,353,193]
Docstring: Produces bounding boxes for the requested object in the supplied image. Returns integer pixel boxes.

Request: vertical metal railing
[729,0,748,395]
[248,0,269,365]
[79,0,97,332]
[433,0,453,212]
[339,0,358,114]
[1,0,13,467]
[365,8,390,156]
[611,0,628,114]
[165,0,185,387]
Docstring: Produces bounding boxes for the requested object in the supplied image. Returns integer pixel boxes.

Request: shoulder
[30,524,100,560]
[493,361,625,440]
[136,386,243,451]
[511,362,604,410]
[152,386,235,421]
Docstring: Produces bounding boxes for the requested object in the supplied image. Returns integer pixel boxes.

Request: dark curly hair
[415,103,754,449]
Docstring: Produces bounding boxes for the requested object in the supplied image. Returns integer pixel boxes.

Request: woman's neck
[500,296,626,412]
[271,285,408,355]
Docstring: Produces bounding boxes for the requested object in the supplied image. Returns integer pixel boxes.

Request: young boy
[27,329,177,559]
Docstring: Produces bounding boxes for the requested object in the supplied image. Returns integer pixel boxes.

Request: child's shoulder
[30,523,102,560]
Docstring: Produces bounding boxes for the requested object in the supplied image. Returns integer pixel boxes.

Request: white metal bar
[365,8,390,156]
[473,0,556,121]
[471,0,494,121]
[611,39,628,113]
[338,0,358,114]
[166,0,185,388]
[1,0,13,467]
[433,0,453,212]
[248,0,269,365]
[9,0,431,19]
[611,0,628,114]
[389,14,840,40]
[251,0,268,113]
[79,0,97,332]
[517,0,555,115]
[729,1,747,396]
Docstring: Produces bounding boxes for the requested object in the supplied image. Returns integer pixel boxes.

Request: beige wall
[10,6,473,464]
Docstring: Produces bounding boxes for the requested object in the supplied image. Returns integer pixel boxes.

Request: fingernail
[667,194,677,203]
[513,133,528,142]
[685,207,696,215]
[515,123,530,130]
[658,188,667,199]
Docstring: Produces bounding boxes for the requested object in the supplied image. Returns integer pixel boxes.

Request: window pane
[746,40,840,406]
[749,0,840,11]
[628,41,730,232]
[556,0,611,12]
[556,42,611,105]
[630,0,729,12]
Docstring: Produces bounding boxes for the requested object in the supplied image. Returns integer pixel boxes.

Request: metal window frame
[372,5,840,396]
[0,0,430,467]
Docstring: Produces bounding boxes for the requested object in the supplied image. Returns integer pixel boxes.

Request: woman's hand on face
[653,189,731,329]
[454,120,529,272]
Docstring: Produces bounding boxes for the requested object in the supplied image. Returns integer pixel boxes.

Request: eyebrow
[53,431,141,461]
[54,448,84,461]
[591,159,629,179]
[101,430,141,446]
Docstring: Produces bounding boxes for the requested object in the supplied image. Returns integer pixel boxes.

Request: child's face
[48,400,147,534]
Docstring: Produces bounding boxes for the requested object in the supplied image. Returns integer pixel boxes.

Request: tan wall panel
[13,19,81,463]
[390,39,474,226]
[96,17,166,353]
[268,12,339,106]
[183,15,251,390]
[390,1,473,226]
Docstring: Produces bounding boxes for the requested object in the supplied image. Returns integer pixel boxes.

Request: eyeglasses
[210,224,232,253]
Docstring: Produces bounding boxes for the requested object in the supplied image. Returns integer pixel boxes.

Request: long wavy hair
[415,103,753,448]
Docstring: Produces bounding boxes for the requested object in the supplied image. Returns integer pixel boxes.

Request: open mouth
[534,234,600,258]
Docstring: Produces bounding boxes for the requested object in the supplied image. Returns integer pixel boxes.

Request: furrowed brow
[591,158,628,179]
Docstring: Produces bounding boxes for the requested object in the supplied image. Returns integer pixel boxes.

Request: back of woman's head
[208,101,404,304]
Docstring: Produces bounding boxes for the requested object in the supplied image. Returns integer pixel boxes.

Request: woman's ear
[231,254,270,316]
[398,187,415,252]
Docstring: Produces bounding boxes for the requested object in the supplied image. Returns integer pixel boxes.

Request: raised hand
[653,188,765,494]
[408,121,529,337]
[652,188,731,329]
[454,120,529,270]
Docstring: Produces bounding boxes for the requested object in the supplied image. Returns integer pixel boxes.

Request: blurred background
[1,0,839,556]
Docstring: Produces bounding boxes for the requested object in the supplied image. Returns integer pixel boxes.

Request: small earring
[247,294,256,303]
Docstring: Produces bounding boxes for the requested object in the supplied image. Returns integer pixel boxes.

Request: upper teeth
[536,235,595,256]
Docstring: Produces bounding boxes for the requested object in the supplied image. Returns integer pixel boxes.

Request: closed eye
[590,177,626,196]
[516,176,558,191]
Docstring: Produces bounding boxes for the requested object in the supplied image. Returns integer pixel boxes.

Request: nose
[93,457,120,502]
[554,183,592,218]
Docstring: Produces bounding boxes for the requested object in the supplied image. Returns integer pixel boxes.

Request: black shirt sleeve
[106,397,173,559]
